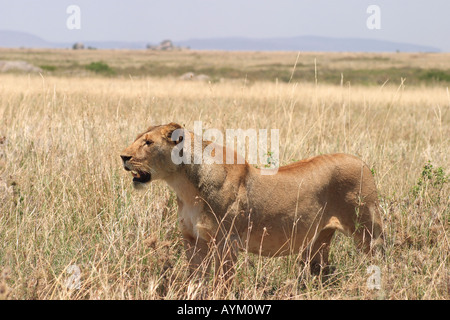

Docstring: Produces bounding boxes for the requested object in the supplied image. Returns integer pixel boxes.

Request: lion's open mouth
[130,170,151,183]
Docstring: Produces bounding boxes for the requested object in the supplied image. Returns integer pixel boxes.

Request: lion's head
[120,122,183,187]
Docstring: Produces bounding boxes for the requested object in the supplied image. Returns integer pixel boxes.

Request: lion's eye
[144,140,153,146]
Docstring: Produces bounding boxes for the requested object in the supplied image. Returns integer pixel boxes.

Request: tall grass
[0,71,448,299]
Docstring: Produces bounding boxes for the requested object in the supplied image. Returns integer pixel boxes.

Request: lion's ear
[164,123,183,143]
[166,122,182,130]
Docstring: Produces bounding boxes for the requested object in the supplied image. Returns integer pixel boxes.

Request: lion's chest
[177,197,215,241]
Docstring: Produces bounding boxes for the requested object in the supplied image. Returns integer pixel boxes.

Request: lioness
[121,123,383,284]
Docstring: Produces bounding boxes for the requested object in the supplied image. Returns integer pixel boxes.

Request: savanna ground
[0,48,449,300]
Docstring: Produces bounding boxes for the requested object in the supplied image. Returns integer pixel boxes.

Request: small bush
[419,70,450,83]
[85,61,115,75]
[411,161,449,204]
[40,65,57,71]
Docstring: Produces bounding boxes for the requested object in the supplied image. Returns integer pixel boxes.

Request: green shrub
[411,161,449,204]
[40,65,57,71]
[419,70,450,82]
[85,61,115,75]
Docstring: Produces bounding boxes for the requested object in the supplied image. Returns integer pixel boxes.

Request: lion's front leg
[212,233,239,291]
[183,234,213,280]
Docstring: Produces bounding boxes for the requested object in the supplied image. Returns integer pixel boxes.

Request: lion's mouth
[130,170,151,183]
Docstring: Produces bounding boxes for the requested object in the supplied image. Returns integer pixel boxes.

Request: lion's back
[276,153,378,202]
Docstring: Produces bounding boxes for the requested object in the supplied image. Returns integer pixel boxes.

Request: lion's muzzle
[120,154,152,183]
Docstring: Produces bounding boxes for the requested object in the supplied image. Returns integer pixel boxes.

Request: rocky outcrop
[0,60,42,73]
[147,39,186,51]
[179,72,210,81]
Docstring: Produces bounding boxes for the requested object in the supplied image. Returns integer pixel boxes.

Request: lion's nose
[121,155,132,163]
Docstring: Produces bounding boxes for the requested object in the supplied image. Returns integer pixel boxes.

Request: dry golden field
[0,49,449,299]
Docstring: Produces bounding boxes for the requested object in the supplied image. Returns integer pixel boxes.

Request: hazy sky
[1,0,449,51]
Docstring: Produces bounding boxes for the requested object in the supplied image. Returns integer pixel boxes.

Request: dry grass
[0,53,449,299]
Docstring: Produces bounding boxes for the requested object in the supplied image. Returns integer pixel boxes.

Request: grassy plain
[2,48,450,84]
[0,49,449,299]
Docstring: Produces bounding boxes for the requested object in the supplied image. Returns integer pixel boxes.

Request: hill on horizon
[176,35,441,53]
[0,30,441,52]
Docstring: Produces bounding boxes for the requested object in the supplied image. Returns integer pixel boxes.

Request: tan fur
[121,123,384,284]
